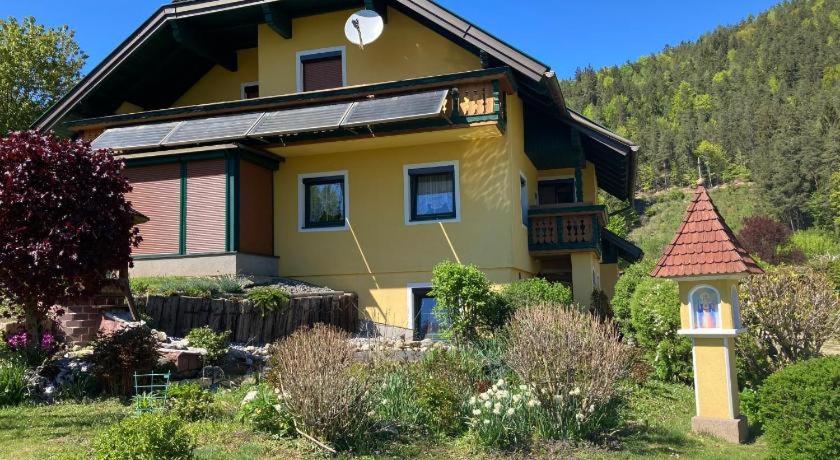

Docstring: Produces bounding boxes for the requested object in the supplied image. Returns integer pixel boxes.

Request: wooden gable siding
[238,159,274,256]
[186,159,227,254]
[125,164,181,255]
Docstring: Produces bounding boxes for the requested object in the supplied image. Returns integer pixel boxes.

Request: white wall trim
[678,328,746,337]
[295,46,347,92]
[297,170,349,232]
[692,338,700,415]
[519,171,529,229]
[240,81,259,99]
[724,337,735,419]
[406,282,432,331]
[403,160,461,225]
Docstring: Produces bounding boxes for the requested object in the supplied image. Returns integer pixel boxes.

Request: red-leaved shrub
[0,131,141,336]
[737,216,791,264]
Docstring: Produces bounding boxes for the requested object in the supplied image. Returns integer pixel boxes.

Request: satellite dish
[345,9,384,49]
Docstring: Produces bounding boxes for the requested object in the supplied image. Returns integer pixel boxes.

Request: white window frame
[406,282,433,331]
[688,284,721,329]
[240,81,259,100]
[297,170,349,232]
[519,172,529,228]
[403,160,461,225]
[536,174,578,205]
[296,46,347,93]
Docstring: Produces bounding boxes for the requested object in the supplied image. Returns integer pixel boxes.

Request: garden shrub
[504,305,634,440]
[412,349,477,436]
[736,216,803,264]
[93,412,195,460]
[611,258,656,340]
[167,382,216,421]
[0,357,27,406]
[757,356,839,460]
[246,286,290,313]
[738,265,840,387]
[629,278,691,382]
[130,275,244,298]
[236,384,295,436]
[430,260,501,341]
[498,277,572,311]
[90,325,160,396]
[185,326,230,366]
[266,324,375,451]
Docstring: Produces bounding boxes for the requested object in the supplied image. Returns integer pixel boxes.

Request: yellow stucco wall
[257,8,481,97]
[173,48,259,107]
[693,337,739,419]
[600,263,619,298]
[570,252,600,305]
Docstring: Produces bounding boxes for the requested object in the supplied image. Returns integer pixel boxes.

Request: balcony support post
[570,251,599,307]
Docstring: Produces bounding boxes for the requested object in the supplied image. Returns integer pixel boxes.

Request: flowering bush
[4,329,57,366]
[467,379,541,449]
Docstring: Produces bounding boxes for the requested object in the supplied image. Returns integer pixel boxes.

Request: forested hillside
[562,0,840,229]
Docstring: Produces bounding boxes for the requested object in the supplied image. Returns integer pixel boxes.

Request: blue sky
[3,0,780,79]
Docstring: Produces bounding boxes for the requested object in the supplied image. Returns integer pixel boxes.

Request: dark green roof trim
[601,228,643,263]
[65,67,515,130]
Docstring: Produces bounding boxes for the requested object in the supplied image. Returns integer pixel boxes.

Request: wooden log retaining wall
[143,293,358,344]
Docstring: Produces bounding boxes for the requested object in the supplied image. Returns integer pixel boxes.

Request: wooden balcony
[528,204,606,256]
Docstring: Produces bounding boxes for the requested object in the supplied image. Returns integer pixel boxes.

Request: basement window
[410,285,440,340]
[298,171,348,231]
[297,47,346,92]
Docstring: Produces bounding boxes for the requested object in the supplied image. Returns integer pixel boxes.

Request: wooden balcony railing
[528,204,606,255]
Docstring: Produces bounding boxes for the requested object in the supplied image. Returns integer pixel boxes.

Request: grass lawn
[0,381,767,459]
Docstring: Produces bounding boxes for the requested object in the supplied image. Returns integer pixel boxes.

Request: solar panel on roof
[249,103,352,137]
[162,112,263,146]
[90,122,180,151]
[341,89,449,128]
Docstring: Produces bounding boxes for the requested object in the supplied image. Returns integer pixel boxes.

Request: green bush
[498,277,572,311]
[93,412,195,460]
[0,357,27,406]
[739,387,763,433]
[412,349,475,436]
[167,382,216,421]
[757,356,839,460]
[629,278,692,382]
[788,229,840,259]
[185,326,230,366]
[236,384,295,436]
[90,326,160,396]
[611,258,656,340]
[430,261,501,341]
[246,286,290,313]
[130,275,244,298]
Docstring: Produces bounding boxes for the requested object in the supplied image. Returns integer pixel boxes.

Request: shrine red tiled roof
[651,183,763,278]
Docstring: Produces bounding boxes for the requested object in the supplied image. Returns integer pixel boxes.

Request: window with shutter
[297,48,345,92]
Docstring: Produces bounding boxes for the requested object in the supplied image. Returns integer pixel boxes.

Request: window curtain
[416,172,454,215]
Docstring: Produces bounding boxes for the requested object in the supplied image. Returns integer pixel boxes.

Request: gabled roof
[602,228,643,264]
[651,182,763,278]
[32,0,556,132]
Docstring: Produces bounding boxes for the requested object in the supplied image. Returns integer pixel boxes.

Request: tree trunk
[23,305,42,344]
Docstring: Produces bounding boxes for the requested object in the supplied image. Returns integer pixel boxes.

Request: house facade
[36,0,642,337]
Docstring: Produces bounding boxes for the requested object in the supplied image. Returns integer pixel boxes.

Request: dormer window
[297,47,346,92]
[241,82,259,99]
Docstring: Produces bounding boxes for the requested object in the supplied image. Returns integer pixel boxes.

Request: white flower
[526,400,538,408]
[479,392,490,401]
[472,409,482,416]
[495,390,509,399]
[274,387,280,394]
[484,400,492,409]
[553,394,562,402]
[381,399,388,405]
[512,394,522,403]
[569,387,581,396]
[492,407,501,415]
[540,388,547,394]
[576,413,585,422]
[44,385,54,395]
[506,408,515,416]
[483,419,490,425]
[80,365,88,373]
[242,390,258,404]
[469,396,477,405]
[367,410,376,417]
[496,379,505,387]
[518,384,528,391]
[493,402,502,410]
[273,404,283,413]
[589,404,595,413]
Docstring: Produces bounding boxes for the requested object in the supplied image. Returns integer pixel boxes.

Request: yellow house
[36,0,642,337]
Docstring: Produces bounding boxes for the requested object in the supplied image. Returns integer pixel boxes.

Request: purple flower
[6,331,30,350]
[40,332,55,350]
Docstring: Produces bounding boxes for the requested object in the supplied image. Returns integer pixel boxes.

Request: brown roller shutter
[124,164,181,255]
[302,54,343,91]
[186,159,227,254]
[239,160,274,255]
